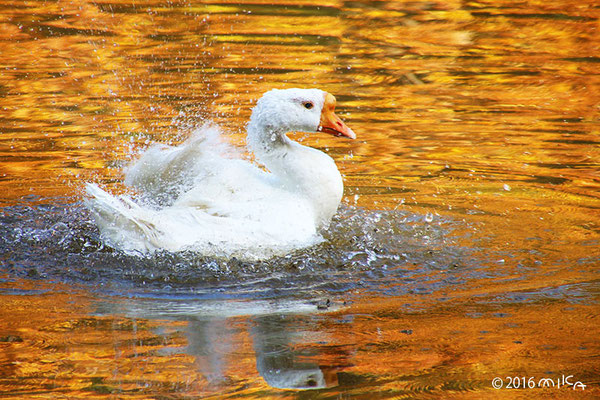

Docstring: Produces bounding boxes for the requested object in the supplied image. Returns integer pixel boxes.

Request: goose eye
[303,101,314,110]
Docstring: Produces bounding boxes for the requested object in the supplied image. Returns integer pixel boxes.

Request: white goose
[85,88,355,260]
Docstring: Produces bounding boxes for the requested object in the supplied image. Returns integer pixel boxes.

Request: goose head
[247,88,355,154]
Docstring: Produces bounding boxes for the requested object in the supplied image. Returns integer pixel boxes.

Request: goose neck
[247,118,291,160]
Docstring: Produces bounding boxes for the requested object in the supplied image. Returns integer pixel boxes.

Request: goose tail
[83,183,162,252]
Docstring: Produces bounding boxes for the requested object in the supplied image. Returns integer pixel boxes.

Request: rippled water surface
[1,0,599,398]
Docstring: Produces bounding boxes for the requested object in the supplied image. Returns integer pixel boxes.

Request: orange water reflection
[0,0,599,398]
[0,287,598,397]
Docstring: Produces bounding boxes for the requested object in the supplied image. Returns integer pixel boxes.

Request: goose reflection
[94,298,346,390]
[183,318,231,384]
[252,314,340,389]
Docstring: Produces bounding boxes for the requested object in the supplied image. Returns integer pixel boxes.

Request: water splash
[0,196,478,305]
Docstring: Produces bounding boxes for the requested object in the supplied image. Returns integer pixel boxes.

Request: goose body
[85,88,355,260]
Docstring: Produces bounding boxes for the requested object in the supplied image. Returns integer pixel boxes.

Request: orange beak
[318,93,356,139]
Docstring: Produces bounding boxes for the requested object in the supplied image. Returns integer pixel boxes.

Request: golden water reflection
[0,0,599,398]
[0,287,598,398]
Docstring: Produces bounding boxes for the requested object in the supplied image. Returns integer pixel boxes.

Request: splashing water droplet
[425,212,434,223]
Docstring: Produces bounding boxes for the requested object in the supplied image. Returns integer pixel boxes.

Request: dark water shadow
[0,196,481,305]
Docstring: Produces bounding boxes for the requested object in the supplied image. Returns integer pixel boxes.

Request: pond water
[1,0,599,398]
